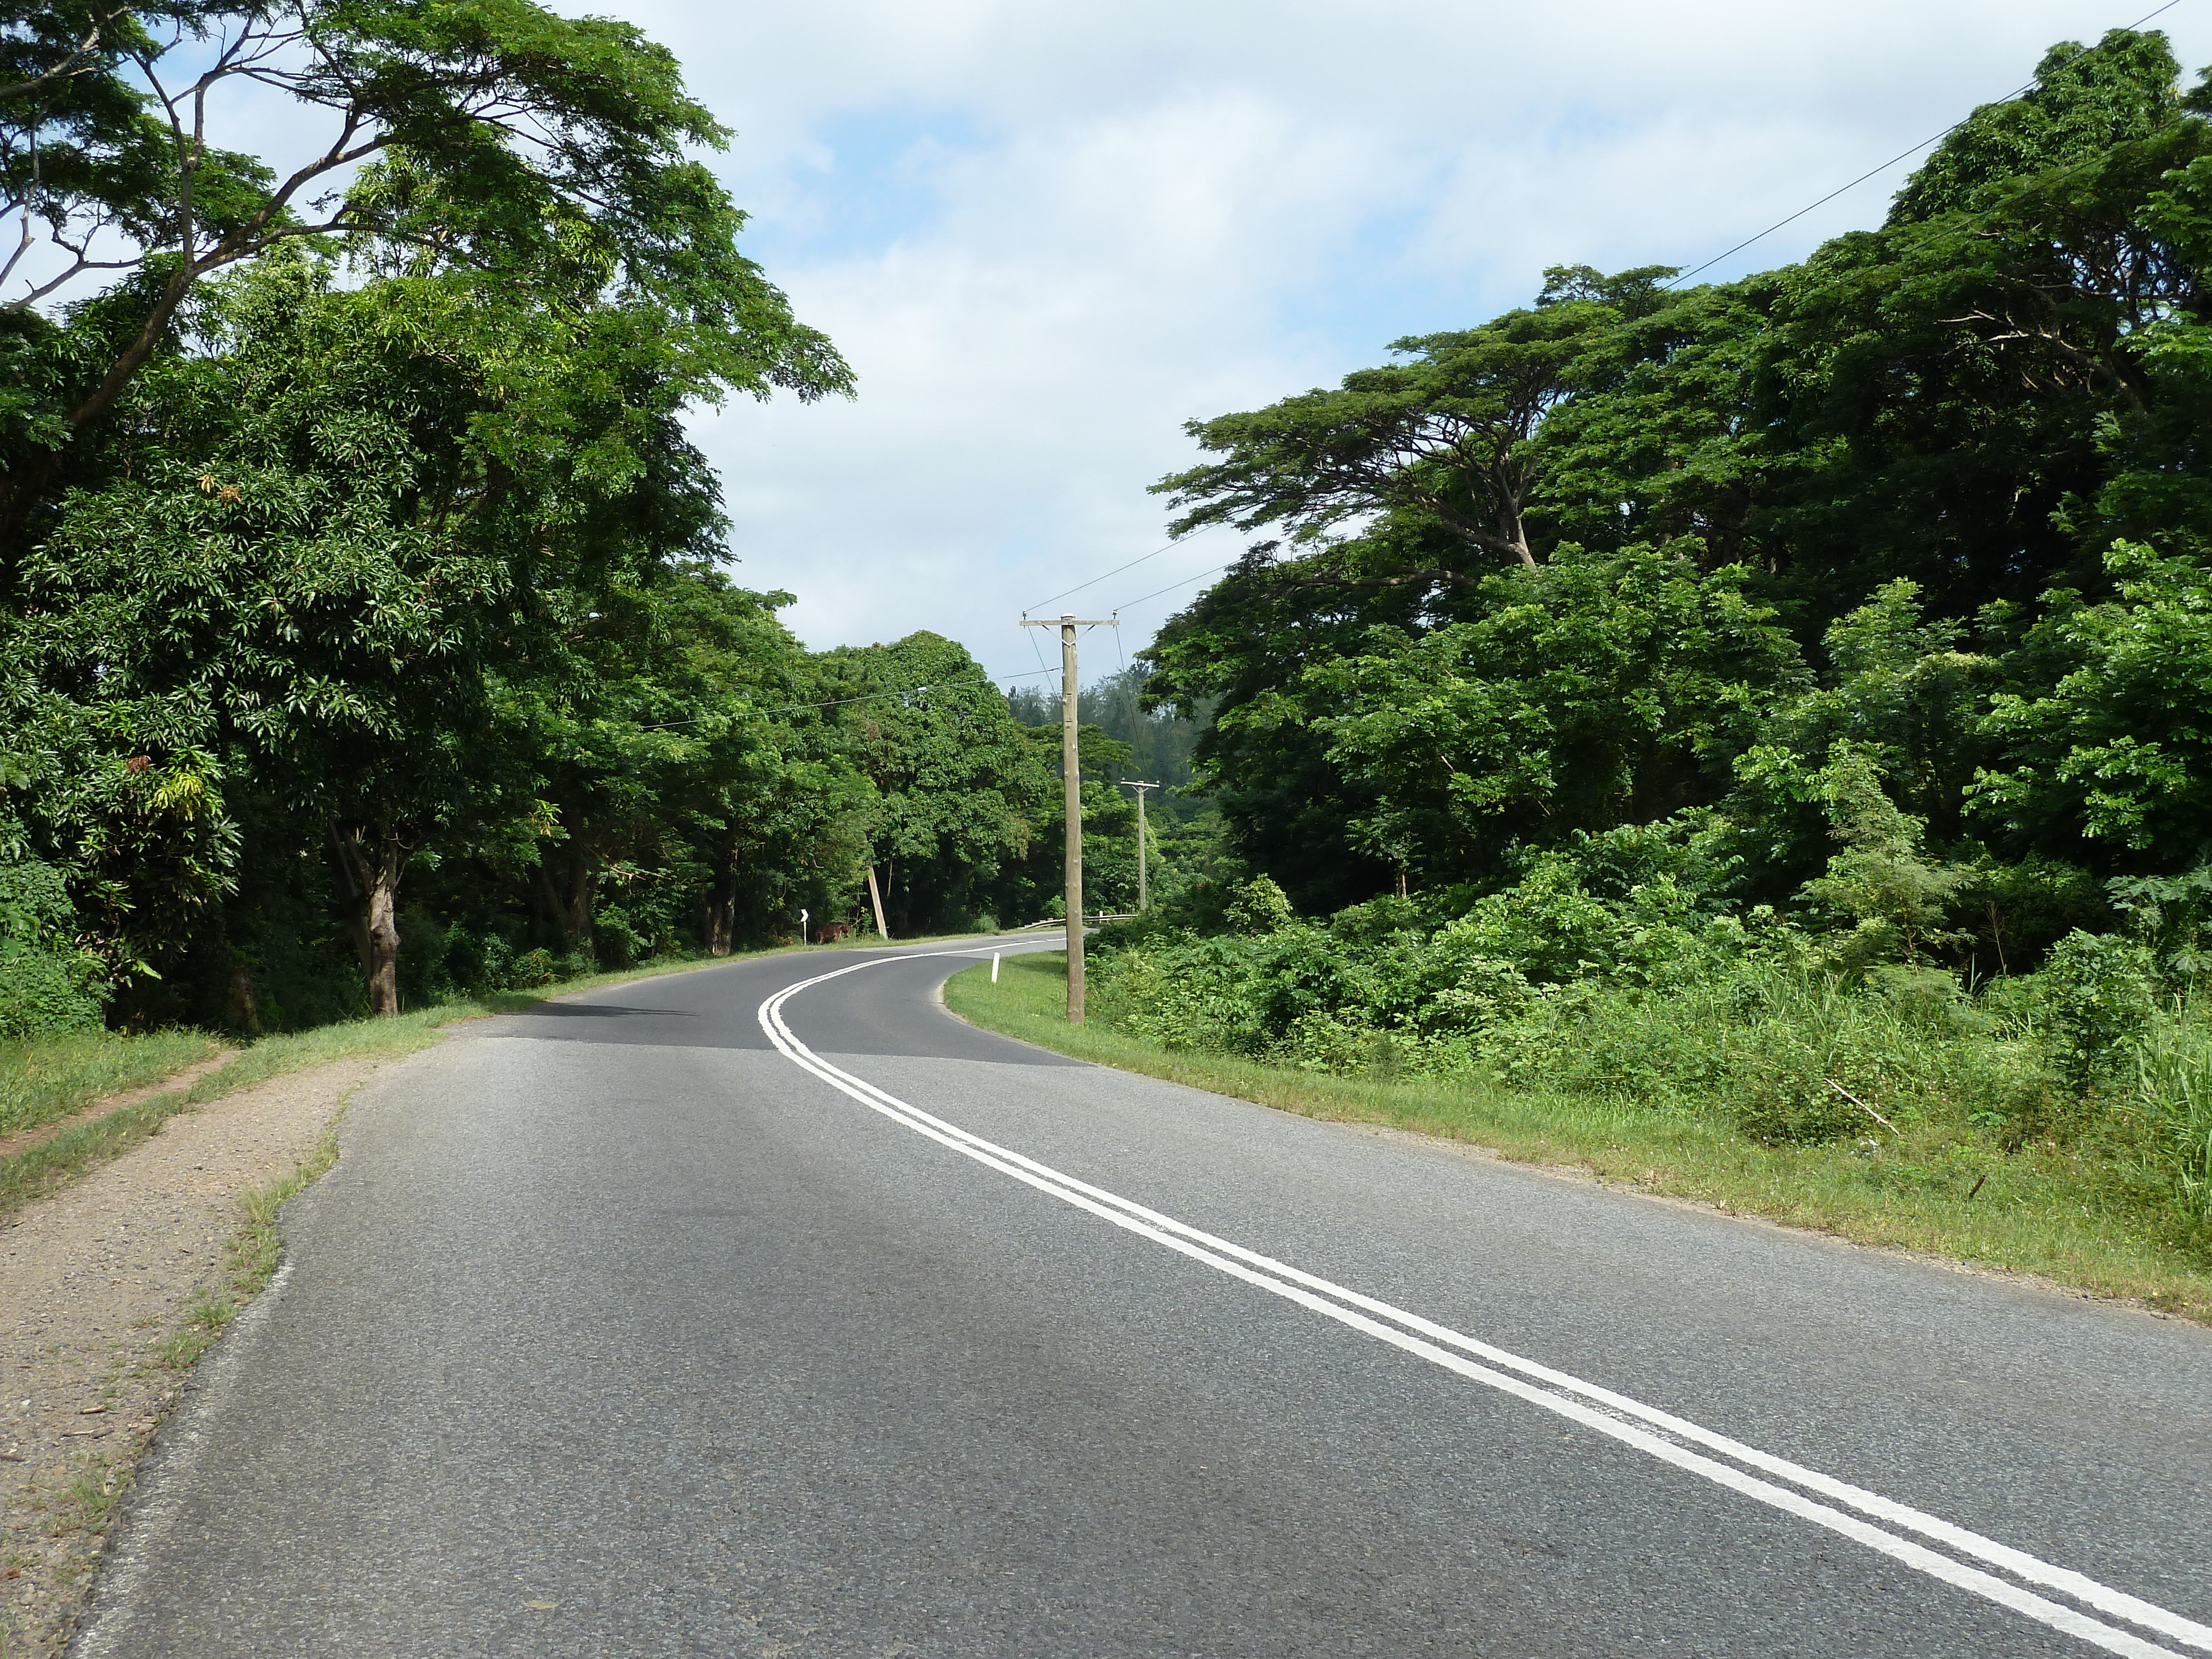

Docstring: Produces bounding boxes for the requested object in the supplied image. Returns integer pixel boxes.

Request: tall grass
[2133,1022,2212,1224]
[952,952,2212,1320]
[0,1029,222,1140]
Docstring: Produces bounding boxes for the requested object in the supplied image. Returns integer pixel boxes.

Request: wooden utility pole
[1022,611,1116,1022]
[1120,781,1161,911]
[865,864,890,940]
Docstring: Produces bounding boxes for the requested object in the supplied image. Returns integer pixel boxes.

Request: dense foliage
[0,2,1074,1031]
[1110,29,2212,1241]
[1150,29,2212,917]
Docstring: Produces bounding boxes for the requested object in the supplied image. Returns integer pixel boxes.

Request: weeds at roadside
[0,1011,439,1224]
[0,1031,220,1142]
[948,952,2212,1323]
[156,1129,338,1374]
[48,1464,123,1542]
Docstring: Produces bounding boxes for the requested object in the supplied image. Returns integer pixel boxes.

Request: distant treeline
[1005,665,1212,816]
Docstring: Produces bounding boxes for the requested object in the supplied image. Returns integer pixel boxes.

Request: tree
[1145,28,2212,918]
[1306,544,1803,888]
[1974,542,2212,870]
[1889,29,2185,222]
[817,634,1053,935]
[0,0,850,557]
[18,228,844,1011]
[496,562,873,959]
[1154,265,1672,576]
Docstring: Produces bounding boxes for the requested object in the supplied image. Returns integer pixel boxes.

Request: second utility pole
[1023,610,1115,1023]
[1120,780,1160,911]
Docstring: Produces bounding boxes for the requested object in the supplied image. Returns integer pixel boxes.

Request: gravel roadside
[0,1054,400,1657]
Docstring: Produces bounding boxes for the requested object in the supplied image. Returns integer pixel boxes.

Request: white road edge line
[760,950,2206,1659]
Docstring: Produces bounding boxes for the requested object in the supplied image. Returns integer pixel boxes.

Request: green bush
[510,947,561,988]
[1734,1059,1865,1147]
[2042,931,2160,1091]
[594,905,646,969]
[0,942,106,1039]
[0,850,108,1038]
[1224,876,1296,936]
[1084,857,2212,1244]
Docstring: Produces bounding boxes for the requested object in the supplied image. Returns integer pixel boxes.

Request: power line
[1665,0,2183,289]
[1024,521,1225,613]
[1116,561,1237,612]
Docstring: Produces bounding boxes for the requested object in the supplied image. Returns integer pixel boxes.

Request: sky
[180,2,2212,687]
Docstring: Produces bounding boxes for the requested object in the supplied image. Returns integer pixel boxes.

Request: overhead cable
[1117,561,1237,612]
[1024,520,1225,613]
[1666,0,2183,288]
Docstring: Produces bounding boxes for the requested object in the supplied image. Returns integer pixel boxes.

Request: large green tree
[0,0,847,560]
[1155,264,1673,577]
[17,225,844,1011]
[1150,27,2212,915]
[816,635,1053,936]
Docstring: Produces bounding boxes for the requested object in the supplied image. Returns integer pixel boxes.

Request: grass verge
[947,951,2212,1324]
[0,1008,458,1223]
[0,1030,222,1141]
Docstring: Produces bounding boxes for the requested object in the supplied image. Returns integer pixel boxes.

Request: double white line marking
[760,950,2209,1658]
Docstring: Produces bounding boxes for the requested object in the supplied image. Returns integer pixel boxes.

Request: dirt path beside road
[0,1054,394,1657]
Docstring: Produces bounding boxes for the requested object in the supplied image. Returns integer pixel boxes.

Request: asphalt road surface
[74,939,2212,1657]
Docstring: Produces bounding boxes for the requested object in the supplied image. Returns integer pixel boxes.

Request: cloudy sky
[597,0,2210,687]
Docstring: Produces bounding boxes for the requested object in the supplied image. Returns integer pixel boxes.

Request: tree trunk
[535,849,598,951]
[363,870,400,1016]
[564,863,597,947]
[705,865,737,957]
[331,823,407,1017]
[225,963,262,1035]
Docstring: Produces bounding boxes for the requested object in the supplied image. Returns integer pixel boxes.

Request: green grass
[947,952,2212,1324]
[0,1029,223,1140]
[0,1005,462,1222]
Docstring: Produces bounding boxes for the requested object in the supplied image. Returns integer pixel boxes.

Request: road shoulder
[0,1051,409,1658]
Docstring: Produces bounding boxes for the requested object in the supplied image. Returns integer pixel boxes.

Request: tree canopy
[1147,27,2212,948]
[0,1,1077,1031]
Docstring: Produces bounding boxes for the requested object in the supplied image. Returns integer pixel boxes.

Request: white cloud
[594,0,2212,681]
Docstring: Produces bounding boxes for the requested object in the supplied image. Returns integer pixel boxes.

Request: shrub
[594,906,646,969]
[0,851,108,1037]
[2041,931,2159,1092]
[1735,1058,1866,1146]
[0,942,106,1039]
[510,947,560,988]
[1224,876,1296,935]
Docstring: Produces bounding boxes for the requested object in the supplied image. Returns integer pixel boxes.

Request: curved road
[74,940,2212,1657]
